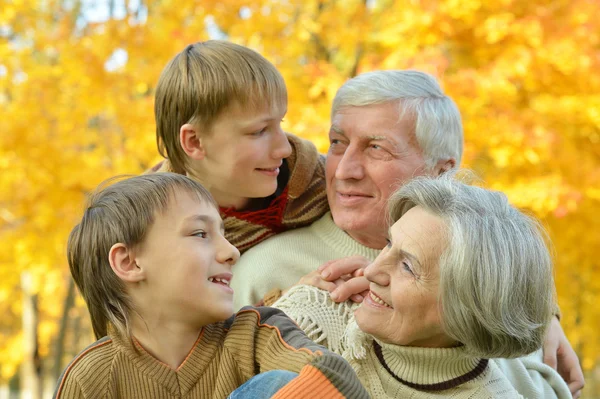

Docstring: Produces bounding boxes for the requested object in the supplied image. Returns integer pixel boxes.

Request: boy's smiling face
[190,100,292,209]
[133,190,240,328]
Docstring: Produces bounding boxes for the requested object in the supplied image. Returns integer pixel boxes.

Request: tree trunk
[20,272,41,399]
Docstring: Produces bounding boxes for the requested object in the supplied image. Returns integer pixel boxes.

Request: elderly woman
[273,175,571,398]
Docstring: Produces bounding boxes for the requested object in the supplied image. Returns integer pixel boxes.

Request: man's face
[326,102,429,248]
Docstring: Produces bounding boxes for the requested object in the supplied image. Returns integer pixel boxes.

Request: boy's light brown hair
[155,40,287,174]
[67,173,216,342]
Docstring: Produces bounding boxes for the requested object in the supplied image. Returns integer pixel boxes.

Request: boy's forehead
[228,95,286,115]
[166,189,218,217]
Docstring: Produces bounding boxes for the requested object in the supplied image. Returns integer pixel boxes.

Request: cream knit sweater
[274,285,572,399]
[232,212,381,308]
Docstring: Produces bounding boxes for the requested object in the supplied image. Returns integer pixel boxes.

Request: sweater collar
[372,339,488,392]
[111,323,224,396]
[315,212,383,260]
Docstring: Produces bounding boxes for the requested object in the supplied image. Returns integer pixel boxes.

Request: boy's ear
[180,124,206,160]
[109,243,145,283]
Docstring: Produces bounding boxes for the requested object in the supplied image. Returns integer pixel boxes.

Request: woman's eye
[385,238,392,248]
[402,261,414,275]
[193,231,208,238]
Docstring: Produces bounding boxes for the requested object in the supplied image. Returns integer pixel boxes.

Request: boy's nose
[272,129,292,159]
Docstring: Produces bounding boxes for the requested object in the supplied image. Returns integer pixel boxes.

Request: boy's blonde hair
[155,40,287,174]
[67,173,216,341]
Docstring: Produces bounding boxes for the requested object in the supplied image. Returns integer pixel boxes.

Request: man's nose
[335,147,364,180]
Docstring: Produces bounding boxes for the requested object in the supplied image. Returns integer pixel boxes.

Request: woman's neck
[131,315,203,370]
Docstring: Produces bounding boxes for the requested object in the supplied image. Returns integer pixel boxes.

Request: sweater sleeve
[492,349,571,399]
[53,337,114,399]
[53,376,85,399]
[238,306,368,398]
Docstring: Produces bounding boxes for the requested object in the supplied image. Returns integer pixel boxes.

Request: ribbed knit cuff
[263,288,283,307]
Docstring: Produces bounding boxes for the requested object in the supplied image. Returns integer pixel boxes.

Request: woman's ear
[180,124,206,160]
[434,158,456,176]
[109,243,145,283]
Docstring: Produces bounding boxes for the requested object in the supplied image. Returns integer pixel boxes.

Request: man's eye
[330,139,341,145]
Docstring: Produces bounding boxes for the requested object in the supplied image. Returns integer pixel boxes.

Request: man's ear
[433,158,456,176]
[109,243,145,283]
[180,123,206,160]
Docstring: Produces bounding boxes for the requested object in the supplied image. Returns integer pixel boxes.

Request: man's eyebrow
[329,125,347,137]
[183,214,225,232]
[367,135,389,141]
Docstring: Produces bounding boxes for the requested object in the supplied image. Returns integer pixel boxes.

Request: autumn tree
[1,0,598,396]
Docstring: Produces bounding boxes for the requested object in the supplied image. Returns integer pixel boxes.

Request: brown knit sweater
[148,134,329,253]
[53,307,368,399]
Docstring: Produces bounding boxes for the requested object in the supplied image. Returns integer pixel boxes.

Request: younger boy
[54,173,367,398]
[150,41,329,253]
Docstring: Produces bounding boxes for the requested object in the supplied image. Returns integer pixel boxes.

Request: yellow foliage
[1,0,599,395]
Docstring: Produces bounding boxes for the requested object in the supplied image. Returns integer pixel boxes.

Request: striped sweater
[149,133,329,253]
[53,307,368,399]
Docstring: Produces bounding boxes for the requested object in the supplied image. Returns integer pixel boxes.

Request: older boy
[150,41,328,252]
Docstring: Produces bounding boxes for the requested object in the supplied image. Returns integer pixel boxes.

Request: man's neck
[345,230,387,250]
[131,316,203,370]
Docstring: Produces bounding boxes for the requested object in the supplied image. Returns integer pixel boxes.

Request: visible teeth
[370,292,391,307]
[208,277,230,286]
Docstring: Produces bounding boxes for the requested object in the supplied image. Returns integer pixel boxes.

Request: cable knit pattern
[274,285,571,399]
[232,212,381,308]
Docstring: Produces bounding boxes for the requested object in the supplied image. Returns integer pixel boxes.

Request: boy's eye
[251,127,267,136]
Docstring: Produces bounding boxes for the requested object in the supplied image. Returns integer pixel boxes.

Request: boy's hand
[543,317,584,398]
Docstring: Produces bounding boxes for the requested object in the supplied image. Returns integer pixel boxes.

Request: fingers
[330,276,369,303]
[350,289,369,303]
[542,318,561,370]
[319,256,371,281]
[558,340,585,397]
[298,271,338,293]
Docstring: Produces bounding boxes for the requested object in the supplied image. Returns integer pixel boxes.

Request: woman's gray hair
[387,173,555,358]
[332,70,463,170]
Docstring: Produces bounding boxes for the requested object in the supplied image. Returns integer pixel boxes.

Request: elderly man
[231,70,584,398]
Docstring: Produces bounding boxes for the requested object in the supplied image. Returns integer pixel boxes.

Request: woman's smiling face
[354,205,457,348]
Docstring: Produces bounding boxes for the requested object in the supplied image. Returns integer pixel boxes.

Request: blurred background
[0,0,599,397]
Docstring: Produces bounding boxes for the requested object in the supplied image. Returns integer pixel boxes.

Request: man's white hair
[332,70,463,169]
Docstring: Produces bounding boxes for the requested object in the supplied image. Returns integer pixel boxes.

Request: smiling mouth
[208,277,231,287]
[369,291,392,308]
